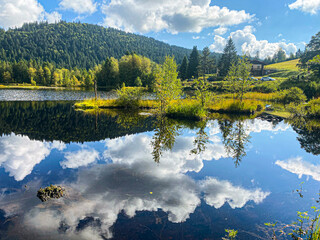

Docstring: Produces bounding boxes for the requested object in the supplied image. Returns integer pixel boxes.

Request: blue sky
[0,0,319,59]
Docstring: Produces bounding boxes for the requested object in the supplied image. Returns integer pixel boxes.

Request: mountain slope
[0,21,192,69]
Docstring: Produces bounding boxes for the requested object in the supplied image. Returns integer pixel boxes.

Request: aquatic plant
[222,229,238,240]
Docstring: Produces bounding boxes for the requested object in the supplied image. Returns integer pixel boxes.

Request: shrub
[275,87,307,104]
[305,98,320,117]
[253,81,278,93]
[304,81,320,99]
[116,87,143,108]
[31,79,36,86]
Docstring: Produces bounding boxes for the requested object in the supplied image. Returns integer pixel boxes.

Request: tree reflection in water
[288,116,320,156]
[190,121,209,155]
[151,116,180,163]
[219,119,251,167]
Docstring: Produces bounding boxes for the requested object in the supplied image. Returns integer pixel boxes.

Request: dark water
[0,101,320,240]
[0,89,116,101]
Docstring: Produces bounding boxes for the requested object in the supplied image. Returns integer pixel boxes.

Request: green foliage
[305,98,320,117]
[218,38,238,77]
[96,57,119,88]
[198,46,215,77]
[187,46,200,79]
[37,185,65,202]
[135,77,142,87]
[307,54,320,78]
[226,57,252,102]
[0,59,96,87]
[119,53,156,87]
[116,86,143,108]
[300,31,320,75]
[0,21,191,69]
[179,56,188,80]
[223,229,238,240]
[154,56,182,114]
[194,76,212,107]
[253,81,279,93]
[276,87,307,104]
[151,116,179,163]
[166,100,207,120]
[30,79,36,86]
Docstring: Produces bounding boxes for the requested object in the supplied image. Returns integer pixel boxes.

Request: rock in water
[37,185,65,202]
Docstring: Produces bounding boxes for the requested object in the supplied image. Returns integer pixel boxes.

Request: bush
[253,81,278,93]
[31,79,36,86]
[275,87,307,104]
[116,87,143,108]
[305,98,320,117]
[304,81,320,99]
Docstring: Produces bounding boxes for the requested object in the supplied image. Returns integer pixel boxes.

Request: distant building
[250,60,265,76]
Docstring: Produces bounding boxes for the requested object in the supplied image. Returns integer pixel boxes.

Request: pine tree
[198,47,214,77]
[178,56,188,80]
[218,38,238,77]
[187,46,200,79]
[276,48,286,62]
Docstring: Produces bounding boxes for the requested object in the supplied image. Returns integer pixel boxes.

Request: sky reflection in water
[0,102,319,239]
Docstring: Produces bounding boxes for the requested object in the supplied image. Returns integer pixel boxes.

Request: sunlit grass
[74,99,118,109]
[207,99,264,114]
[218,92,277,101]
[75,97,265,117]
[166,100,207,120]
[74,98,158,109]
[265,59,300,71]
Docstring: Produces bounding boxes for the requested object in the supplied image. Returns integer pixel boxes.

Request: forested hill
[0,21,191,69]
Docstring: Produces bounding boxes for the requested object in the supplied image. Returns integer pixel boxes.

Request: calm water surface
[0,100,319,240]
[0,89,115,101]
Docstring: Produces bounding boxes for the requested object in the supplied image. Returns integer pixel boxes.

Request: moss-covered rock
[37,185,65,202]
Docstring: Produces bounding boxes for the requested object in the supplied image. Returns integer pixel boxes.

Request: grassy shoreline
[74,98,268,120]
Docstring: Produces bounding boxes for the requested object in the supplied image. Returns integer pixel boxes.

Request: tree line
[0,21,191,69]
[0,60,95,87]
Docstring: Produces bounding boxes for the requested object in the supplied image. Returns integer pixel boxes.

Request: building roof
[250,60,266,65]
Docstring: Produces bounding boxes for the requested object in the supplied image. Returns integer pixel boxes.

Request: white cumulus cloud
[60,148,100,169]
[289,0,320,14]
[0,0,62,29]
[101,0,253,33]
[19,161,268,239]
[200,177,270,209]
[43,11,62,24]
[276,157,320,181]
[210,25,297,59]
[59,0,97,14]
[0,134,65,181]
[214,26,228,35]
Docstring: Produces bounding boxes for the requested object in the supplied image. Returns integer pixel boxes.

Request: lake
[0,94,319,239]
[0,89,116,101]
